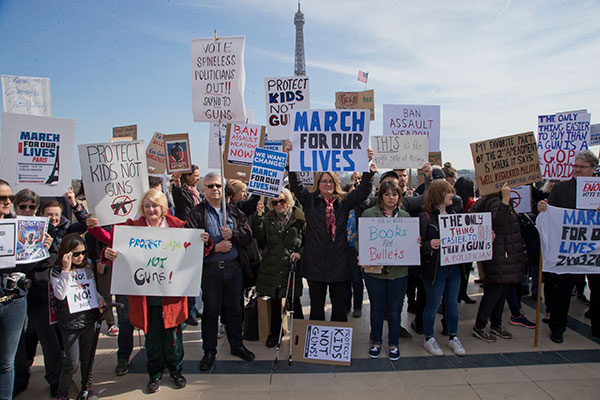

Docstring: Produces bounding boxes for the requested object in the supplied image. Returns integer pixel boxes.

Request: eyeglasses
[206,184,222,189]
[71,251,86,257]
[17,204,37,211]
[0,195,15,203]
[271,199,287,206]
[319,180,334,185]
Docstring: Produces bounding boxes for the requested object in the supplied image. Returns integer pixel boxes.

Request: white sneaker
[448,337,466,356]
[424,337,444,356]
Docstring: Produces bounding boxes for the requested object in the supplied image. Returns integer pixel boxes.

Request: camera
[2,272,32,292]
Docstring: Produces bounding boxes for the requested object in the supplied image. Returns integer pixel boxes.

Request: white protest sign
[382,104,440,152]
[289,109,370,172]
[358,217,420,266]
[371,135,428,169]
[1,75,51,116]
[66,271,99,313]
[79,141,149,226]
[248,148,287,198]
[576,177,600,210]
[297,171,314,186]
[589,123,600,147]
[208,121,228,169]
[264,76,310,140]
[439,213,492,266]
[537,110,590,180]
[225,123,265,166]
[537,205,600,274]
[510,185,532,213]
[15,216,49,264]
[291,319,353,366]
[263,136,284,152]
[0,219,17,269]
[191,36,246,122]
[1,113,75,196]
[111,226,205,296]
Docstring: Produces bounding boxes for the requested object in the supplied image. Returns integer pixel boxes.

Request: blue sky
[1,0,599,176]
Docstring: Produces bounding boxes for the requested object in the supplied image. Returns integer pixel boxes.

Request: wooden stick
[534,250,543,347]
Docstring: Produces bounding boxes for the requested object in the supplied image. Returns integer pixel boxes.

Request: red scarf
[324,196,336,241]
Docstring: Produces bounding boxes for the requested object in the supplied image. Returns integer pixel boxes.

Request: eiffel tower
[294,1,306,76]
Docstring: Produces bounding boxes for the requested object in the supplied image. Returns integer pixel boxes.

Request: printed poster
[590,123,600,147]
[439,213,493,266]
[265,76,310,139]
[1,74,51,116]
[576,177,600,210]
[163,133,192,174]
[15,216,49,264]
[0,219,17,269]
[247,148,287,198]
[382,104,440,152]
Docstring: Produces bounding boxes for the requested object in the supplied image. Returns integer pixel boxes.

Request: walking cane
[273,259,297,367]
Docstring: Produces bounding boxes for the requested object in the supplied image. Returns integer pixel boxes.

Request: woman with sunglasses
[252,188,305,347]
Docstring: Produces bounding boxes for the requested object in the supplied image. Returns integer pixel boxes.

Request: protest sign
[146,132,167,174]
[590,123,600,147]
[382,104,440,152]
[1,75,51,116]
[208,121,228,169]
[371,135,428,169]
[335,89,375,121]
[265,76,310,139]
[15,216,49,264]
[247,148,287,198]
[0,219,17,269]
[439,213,493,266]
[576,177,600,210]
[289,109,370,172]
[223,123,266,182]
[163,133,192,174]
[263,136,284,152]
[111,226,205,296]
[537,205,600,274]
[65,271,100,313]
[538,110,590,180]
[510,185,532,213]
[1,113,75,196]
[112,124,137,140]
[417,151,442,186]
[191,36,246,122]
[358,217,420,266]
[297,171,314,187]
[291,319,353,366]
[470,131,542,196]
[79,141,149,226]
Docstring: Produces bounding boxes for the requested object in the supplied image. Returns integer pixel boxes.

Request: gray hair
[203,172,224,188]
[267,188,294,211]
[575,150,599,169]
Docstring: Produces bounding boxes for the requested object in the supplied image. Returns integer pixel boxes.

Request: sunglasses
[271,199,287,206]
[17,204,37,211]
[71,251,86,257]
[0,195,15,203]
[206,184,222,189]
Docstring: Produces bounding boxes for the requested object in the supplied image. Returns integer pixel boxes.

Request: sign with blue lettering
[358,217,420,266]
[247,148,287,198]
[289,109,370,172]
[439,213,492,266]
[265,76,310,140]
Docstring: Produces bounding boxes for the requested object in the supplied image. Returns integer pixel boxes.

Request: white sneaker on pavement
[448,337,466,356]
[424,337,444,356]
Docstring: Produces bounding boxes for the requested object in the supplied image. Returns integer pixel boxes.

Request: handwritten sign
[439,213,492,266]
[538,110,590,180]
[79,141,149,226]
[510,185,532,213]
[111,226,205,296]
[66,270,99,313]
[590,123,600,147]
[470,132,542,196]
[291,319,353,366]
[225,123,266,166]
[15,216,49,264]
[112,124,137,140]
[265,76,310,139]
[0,219,17,269]
[537,205,600,274]
[1,75,51,116]
[358,217,420,266]
[382,104,440,152]
[576,177,600,210]
[335,89,375,121]
[163,133,192,174]
[248,148,287,198]
[297,171,314,186]
[289,109,370,172]
[371,135,428,169]
[191,36,246,122]
[417,151,442,186]
[146,132,167,174]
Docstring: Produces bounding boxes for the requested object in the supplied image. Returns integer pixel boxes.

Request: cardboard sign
[470,131,542,196]
[66,271,100,313]
[15,216,49,264]
[79,141,149,226]
[382,104,440,152]
[146,132,167,174]
[538,110,590,180]
[417,151,442,186]
[223,123,266,182]
[247,148,287,198]
[112,124,137,140]
[0,219,17,269]
[1,75,51,116]
[590,123,600,147]
[191,36,246,122]
[111,226,205,296]
[291,319,353,366]
[335,89,375,121]
[265,76,310,139]
[537,205,600,274]
[576,177,600,210]
[358,217,420,266]
[163,133,192,174]
[371,135,428,169]
[510,185,532,213]
[439,213,493,266]
[258,296,271,343]
[289,109,370,172]
[1,113,75,196]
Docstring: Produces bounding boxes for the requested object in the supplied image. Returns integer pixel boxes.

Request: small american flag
[357,70,368,83]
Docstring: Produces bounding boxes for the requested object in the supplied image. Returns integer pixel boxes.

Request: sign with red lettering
[439,213,493,266]
[576,177,600,210]
[382,104,440,152]
[265,76,310,140]
[145,132,166,174]
[223,123,265,182]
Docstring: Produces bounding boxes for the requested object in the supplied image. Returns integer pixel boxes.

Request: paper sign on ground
[191,36,246,122]
[0,219,17,269]
[470,132,542,196]
[1,75,51,116]
[66,271,99,313]
[1,113,75,196]
[510,185,532,213]
[289,109,370,172]
[111,226,205,296]
[223,123,266,182]
[291,319,353,366]
[79,141,149,226]
[335,89,375,121]
[112,124,137,140]
[439,213,493,266]
[163,133,192,174]
[537,205,600,274]
[358,217,420,266]
[247,148,287,198]
[146,132,167,174]
[382,104,440,152]
[15,216,49,264]
[576,177,600,210]
[265,76,310,139]
[590,123,600,147]
[371,135,428,169]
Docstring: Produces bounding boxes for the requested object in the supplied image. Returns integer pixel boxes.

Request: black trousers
[270,297,304,337]
[587,274,600,338]
[57,324,95,397]
[307,280,348,322]
[546,275,576,335]
[345,247,364,311]
[412,278,426,326]
[475,283,509,330]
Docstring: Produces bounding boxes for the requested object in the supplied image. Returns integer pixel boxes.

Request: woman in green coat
[252,188,305,347]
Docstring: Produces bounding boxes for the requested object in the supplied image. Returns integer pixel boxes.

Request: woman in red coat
[87,189,211,393]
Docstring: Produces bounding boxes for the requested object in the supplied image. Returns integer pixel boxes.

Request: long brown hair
[422,180,455,212]
[58,233,92,269]
[309,172,346,201]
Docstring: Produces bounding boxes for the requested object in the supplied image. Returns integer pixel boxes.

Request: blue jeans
[423,265,461,338]
[0,296,27,400]
[364,274,408,347]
